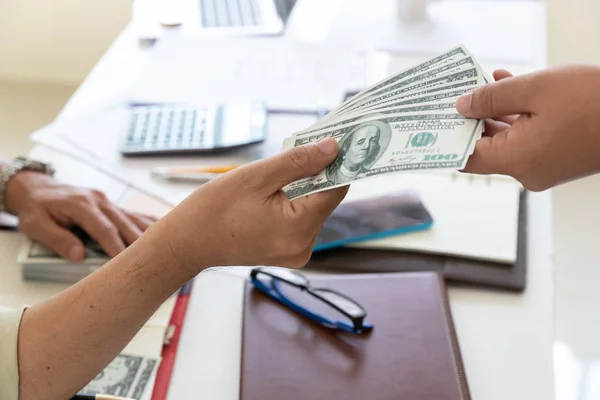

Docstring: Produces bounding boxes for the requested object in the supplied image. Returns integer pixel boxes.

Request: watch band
[0,156,55,213]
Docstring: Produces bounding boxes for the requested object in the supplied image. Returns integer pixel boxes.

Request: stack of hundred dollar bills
[18,234,108,283]
[282,45,489,200]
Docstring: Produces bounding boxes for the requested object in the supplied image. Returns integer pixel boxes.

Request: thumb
[21,215,86,262]
[456,73,536,119]
[252,137,339,194]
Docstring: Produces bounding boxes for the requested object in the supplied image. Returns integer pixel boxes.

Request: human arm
[15,138,346,400]
[456,66,600,190]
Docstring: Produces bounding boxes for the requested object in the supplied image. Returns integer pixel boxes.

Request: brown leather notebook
[240,272,470,400]
[306,191,528,292]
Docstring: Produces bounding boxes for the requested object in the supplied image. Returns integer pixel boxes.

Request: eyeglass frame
[250,267,374,334]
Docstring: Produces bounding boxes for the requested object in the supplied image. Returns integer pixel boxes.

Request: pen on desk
[152,171,221,183]
[70,394,133,400]
[152,165,239,175]
[151,166,240,183]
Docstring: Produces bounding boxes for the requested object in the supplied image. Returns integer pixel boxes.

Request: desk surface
[20,0,554,399]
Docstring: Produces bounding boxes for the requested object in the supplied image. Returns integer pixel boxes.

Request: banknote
[281,45,489,198]
[299,87,474,136]
[349,78,480,115]
[335,67,480,117]
[80,354,160,400]
[18,237,107,264]
[310,75,479,130]
[362,56,477,99]
[331,56,479,118]
[17,230,109,283]
[282,115,481,199]
[335,46,471,111]
[293,109,469,147]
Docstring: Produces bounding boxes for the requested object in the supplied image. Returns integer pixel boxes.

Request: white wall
[0,0,132,86]
[547,0,600,65]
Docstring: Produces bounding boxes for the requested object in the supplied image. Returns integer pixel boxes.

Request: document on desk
[281,45,489,199]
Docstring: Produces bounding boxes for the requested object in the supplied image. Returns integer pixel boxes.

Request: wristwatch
[0,156,55,213]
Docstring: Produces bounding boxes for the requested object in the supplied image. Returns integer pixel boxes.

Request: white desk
[18,0,554,399]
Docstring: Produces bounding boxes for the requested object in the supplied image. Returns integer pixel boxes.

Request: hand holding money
[457,65,600,191]
[281,45,488,199]
[150,137,348,275]
[3,171,156,260]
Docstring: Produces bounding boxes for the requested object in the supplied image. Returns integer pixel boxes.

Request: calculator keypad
[123,106,216,154]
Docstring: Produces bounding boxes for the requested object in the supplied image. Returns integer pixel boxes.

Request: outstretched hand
[457,65,600,190]
[148,137,348,275]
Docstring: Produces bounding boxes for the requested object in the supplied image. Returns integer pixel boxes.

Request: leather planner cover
[240,272,470,400]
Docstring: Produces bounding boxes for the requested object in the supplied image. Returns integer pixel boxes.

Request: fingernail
[456,92,473,114]
[68,245,84,261]
[315,138,337,156]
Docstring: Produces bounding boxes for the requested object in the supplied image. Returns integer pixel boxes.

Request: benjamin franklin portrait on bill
[326,120,392,185]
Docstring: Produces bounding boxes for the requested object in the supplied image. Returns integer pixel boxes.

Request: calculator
[121,101,267,156]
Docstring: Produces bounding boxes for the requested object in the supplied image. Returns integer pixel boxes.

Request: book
[342,172,521,264]
[240,271,470,400]
[307,191,528,292]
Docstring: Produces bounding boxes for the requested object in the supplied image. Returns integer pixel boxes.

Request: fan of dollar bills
[282,45,489,200]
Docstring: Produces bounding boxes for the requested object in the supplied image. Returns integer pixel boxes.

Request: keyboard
[199,0,263,27]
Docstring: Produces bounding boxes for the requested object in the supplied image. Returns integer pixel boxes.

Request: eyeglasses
[250,267,374,334]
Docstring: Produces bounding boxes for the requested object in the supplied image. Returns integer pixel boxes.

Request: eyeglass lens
[257,267,308,286]
[272,279,358,324]
[311,289,366,319]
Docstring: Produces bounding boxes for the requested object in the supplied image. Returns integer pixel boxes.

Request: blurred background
[0,0,130,155]
[2,0,600,398]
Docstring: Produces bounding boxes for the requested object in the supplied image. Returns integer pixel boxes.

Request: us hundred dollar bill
[282,114,481,199]
[298,87,473,137]
[79,354,160,400]
[329,55,479,118]
[333,46,471,112]
[336,67,480,117]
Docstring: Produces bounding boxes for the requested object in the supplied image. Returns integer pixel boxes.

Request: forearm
[16,222,196,400]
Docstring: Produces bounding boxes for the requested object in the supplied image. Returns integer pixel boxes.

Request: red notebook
[151,280,193,400]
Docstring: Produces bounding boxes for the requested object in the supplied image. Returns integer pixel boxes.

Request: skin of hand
[3,171,157,261]
[153,137,349,274]
[17,138,347,400]
[456,65,600,191]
